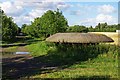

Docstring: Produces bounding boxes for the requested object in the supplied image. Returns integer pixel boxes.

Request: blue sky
[0,0,119,27]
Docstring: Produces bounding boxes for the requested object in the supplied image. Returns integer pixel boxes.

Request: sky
[0,0,119,27]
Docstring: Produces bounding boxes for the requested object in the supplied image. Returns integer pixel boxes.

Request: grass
[30,52,118,78]
[26,41,51,56]
[0,37,43,47]
[2,46,18,52]
[25,41,119,79]
[2,38,119,79]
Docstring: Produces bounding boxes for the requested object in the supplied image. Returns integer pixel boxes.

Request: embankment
[89,32,119,45]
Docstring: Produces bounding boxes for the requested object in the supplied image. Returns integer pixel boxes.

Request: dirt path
[16,46,29,52]
[2,54,35,79]
[2,54,33,63]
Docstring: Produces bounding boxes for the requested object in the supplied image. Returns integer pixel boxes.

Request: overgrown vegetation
[27,41,51,56]
[27,42,118,63]
[24,42,118,78]
[2,39,119,79]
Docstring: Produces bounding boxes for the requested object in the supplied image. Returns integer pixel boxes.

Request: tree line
[1,10,19,41]
[1,9,119,42]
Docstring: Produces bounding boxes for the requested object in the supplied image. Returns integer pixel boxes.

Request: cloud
[13,16,32,27]
[1,1,117,27]
[76,4,95,11]
[96,14,116,23]
[1,0,70,27]
[14,0,66,9]
[57,2,71,10]
[70,10,82,15]
[80,18,96,26]
[28,9,46,19]
[80,14,117,27]
[0,1,24,16]
[79,4,117,26]
[69,4,95,16]
[12,9,46,27]
[98,4,116,14]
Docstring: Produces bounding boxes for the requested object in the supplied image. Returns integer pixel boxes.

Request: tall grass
[27,42,118,65]
[26,41,56,56]
[26,41,118,78]
[2,38,119,79]
[26,43,119,80]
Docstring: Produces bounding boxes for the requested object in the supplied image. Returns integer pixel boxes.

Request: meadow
[26,41,119,79]
[2,38,119,79]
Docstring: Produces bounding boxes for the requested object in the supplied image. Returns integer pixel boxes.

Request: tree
[54,9,68,33]
[26,9,68,38]
[88,26,94,32]
[21,24,28,35]
[118,24,120,30]
[67,25,88,32]
[1,10,19,41]
[94,23,118,32]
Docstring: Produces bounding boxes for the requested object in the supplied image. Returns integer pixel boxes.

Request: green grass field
[2,38,119,79]
[25,41,119,79]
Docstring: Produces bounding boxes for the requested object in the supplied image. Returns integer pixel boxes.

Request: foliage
[26,41,55,56]
[88,26,95,32]
[67,25,88,32]
[88,23,118,32]
[21,24,27,35]
[1,10,19,41]
[22,9,68,38]
[26,42,118,78]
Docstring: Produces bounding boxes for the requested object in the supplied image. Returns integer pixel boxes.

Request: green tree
[118,24,120,30]
[21,24,29,35]
[67,25,88,32]
[88,26,95,32]
[26,9,68,38]
[1,10,19,41]
[94,23,118,32]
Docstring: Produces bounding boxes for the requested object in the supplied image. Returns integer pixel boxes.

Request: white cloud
[13,16,31,26]
[19,0,63,2]
[0,1,24,16]
[98,4,116,14]
[69,4,95,16]
[28,9,46,19]
[25,2,71,25]
[13,9,45,27]
[80,14,117,27]
[1,1,117,27]
[70,10,82,15]
[57,2,71,10]
[78,4,117,27]
[80,18,96,26]
[0,0,70,27]
[13,0,65,9]
[96,14,115,23]
[76,4,95,11]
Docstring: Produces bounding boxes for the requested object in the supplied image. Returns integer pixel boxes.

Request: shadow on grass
[2,44,115,79]
[1,37,43,48]
[73,75,112,80]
